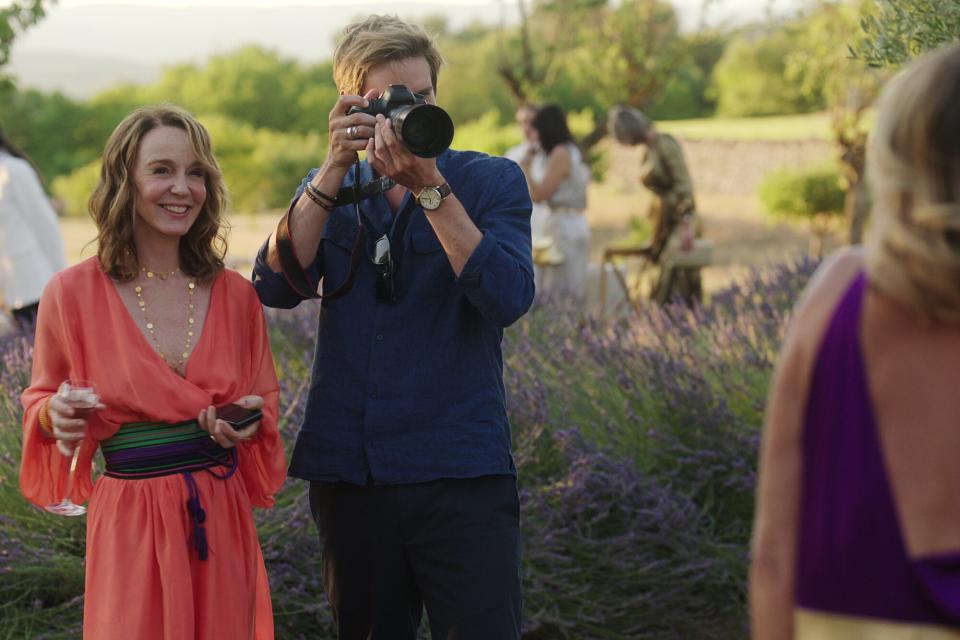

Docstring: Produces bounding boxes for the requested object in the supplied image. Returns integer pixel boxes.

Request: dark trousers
[309,475,522,640]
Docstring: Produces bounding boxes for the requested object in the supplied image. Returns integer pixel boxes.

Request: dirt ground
[59,138,843,297]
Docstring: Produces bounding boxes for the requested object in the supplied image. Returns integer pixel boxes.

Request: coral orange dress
[20,257,286,640]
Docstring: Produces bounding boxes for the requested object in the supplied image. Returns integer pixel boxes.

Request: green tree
[0,87,99,181]
[784,1,886,243]
[138,46,318,133]
[495,0,686,147]
[0,0,52,68]
[441,28,517,123]
[853,0,960,66]
[646,30,728,119]
[711,23,825,117]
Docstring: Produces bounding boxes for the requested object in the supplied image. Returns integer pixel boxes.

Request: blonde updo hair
[333,15,444,97]
[865,44,960,323]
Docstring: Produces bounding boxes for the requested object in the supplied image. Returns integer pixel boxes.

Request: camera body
[349,85,454,158]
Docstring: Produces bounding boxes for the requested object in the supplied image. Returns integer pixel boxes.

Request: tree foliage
[853,0,960,67]
[0,0,51,68]
[781,1,885,243]
[711,24,825,117]
[136,46,338,134]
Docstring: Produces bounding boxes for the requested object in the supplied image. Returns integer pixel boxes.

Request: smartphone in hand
[215,403,263,431]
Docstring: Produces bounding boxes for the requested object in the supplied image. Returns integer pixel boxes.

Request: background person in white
[505,104,549,241]
[518,104,591,301]
[0,128,66,329]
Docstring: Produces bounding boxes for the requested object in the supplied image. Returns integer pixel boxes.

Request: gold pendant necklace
[135,267,197,369]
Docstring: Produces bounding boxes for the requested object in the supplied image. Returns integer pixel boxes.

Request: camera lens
[392,104,454,158]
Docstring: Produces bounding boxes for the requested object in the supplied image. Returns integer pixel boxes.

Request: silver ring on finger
[347,125,357,140]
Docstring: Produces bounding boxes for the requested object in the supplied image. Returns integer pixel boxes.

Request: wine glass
[44,379,99,517]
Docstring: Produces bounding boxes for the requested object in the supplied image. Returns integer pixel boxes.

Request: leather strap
[335,176,396,206]
[274,169,394,300]
[274,199,364,300]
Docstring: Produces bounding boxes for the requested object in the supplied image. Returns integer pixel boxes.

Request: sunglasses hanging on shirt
[274,161,403,302]
[372,234,396,303]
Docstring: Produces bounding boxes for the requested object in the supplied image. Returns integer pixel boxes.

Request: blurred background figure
[519,103,591,301]
[608,105,703,307]
[751,44,960,639]
[505,103,556,289]
[0,127,66,330]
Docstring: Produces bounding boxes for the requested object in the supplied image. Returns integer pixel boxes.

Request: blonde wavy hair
[333,14,444,97]
[89,105,227,283]
[865,44,960,323]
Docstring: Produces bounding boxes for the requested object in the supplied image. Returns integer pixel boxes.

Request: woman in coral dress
[19,105,286,639]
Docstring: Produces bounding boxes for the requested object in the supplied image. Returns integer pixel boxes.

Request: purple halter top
[796,272,960,625]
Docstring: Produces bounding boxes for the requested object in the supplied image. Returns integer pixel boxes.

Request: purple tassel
[182,472,209,561]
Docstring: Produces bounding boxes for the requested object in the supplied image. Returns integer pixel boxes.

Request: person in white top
[518,104,591,301]
[505,104,550,245]
[0,128,67,329]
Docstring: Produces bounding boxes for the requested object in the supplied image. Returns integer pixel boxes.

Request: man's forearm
[424,194,483,277]
[265,163,347,272]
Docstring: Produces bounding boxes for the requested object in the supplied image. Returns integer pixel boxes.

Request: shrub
[759,165,845,220]
[759,165,845,257]
[50,159,100,217]
[0,258,818,639]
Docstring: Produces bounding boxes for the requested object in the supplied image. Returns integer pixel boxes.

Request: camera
[349,85,454,158]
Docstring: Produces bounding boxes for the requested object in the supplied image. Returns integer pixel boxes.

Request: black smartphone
[215,403,263,431]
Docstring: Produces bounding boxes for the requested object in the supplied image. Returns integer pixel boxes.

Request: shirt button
[376,334,384,341]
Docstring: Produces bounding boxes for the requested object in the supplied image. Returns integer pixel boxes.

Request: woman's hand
[198,395,264,449]
[47,391,105,457]
[324,90,380,170]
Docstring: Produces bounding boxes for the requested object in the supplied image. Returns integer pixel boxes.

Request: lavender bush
[0,257,816,639]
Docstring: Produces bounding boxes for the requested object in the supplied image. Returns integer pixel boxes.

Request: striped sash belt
[101,420,239,561]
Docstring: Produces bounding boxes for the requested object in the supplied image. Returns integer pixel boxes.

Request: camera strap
[334,175,396,206]
[275,163,395,300]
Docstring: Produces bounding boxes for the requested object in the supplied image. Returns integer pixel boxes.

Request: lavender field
[0,258,815,639]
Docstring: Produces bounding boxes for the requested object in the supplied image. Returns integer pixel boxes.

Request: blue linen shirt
[253,149,534,485]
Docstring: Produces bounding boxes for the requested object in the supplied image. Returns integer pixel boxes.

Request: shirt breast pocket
[407,228,454,298]
[321,217,359,294]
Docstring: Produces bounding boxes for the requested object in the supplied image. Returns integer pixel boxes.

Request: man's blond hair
[333,15,444,97]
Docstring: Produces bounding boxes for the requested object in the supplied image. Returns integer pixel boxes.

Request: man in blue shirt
[253,14,533,640]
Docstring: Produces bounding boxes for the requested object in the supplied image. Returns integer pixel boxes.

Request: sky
[5,0,808,97]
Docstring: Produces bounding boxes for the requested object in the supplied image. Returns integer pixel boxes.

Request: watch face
[419,187,442,210]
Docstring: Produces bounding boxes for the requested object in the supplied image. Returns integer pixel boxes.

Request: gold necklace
[135,268,197,369]
[140,266,180,280]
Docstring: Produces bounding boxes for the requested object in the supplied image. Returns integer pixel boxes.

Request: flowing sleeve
[19,274,96,507]
[237,289,286,508]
